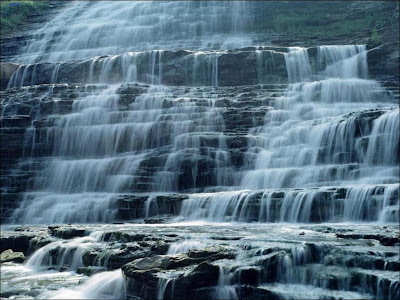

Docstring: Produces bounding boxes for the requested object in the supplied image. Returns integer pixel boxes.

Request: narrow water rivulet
[1,1,399,299]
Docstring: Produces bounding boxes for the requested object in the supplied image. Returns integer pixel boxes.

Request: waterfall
[176,44,398,224]
[38,269,126,299]
[25,232,102,270]
[14,1,252,64]
[365,109,399,165]
[167,241,204,255]
[156,276,176,300]
[242,45,397,190]
[214,265,238,300]
[7,43,399,224]
[284,47,312,83]
[2,2,399,299]
[11,83,236,224]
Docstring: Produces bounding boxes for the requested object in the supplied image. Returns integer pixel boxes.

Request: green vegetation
[371,28,381,47]
[253,1,398,38]
[1,1,49,35]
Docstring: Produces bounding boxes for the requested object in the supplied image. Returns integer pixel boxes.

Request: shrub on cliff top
[1,1,49,35]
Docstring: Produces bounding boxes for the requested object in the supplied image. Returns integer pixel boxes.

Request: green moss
[1,1,49,35]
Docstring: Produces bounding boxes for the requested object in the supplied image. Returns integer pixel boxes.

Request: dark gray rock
[1,62,20,90]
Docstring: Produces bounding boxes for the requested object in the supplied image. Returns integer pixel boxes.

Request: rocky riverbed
[1,222,399,299]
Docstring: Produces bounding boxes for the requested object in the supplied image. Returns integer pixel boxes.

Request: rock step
[4,48,288,88]
[5,156,393,195]
[119,237,399,300]
[4,46,399,89]
[1,83,286,120]
[324,249,400,271]
[275,263,400,298]
[6,183,398,224]
[247,284,374,300]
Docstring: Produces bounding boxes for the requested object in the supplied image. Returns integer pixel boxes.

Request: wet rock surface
[1,81,398,222]
[48,225,87,239]
[1,223,399,300]
[0,228,49,254]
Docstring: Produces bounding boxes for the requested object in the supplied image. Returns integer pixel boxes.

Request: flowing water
[13,1,252,64]
[1,1,399,299]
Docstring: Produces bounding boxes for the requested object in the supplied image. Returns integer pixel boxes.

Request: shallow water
[2,223,399,299]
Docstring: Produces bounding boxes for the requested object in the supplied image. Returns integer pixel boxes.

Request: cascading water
[1,1,399,300]
[11,84,235,224]
[38,269,126,299]
[13,1,252,64]
[181,45,399,223]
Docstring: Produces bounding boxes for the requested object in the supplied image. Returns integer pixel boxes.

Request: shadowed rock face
[1,63,19,89]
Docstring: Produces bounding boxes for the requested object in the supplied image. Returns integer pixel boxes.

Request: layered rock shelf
[1,223,399,299]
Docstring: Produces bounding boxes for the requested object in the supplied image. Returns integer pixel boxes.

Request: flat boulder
[125,254,192,272]
[48,225,87,239]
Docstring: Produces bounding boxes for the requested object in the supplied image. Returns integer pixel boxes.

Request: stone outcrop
[2,49,289,89]
[123,247,234,300]
[1,249,25,263]
[1,62,19,89]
